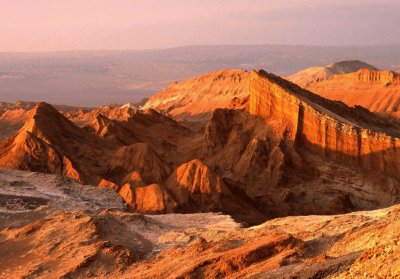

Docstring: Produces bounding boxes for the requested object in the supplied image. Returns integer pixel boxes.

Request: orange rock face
[164,159,223,210]
[0,103,107,185]
[119,183,176,213]
[249,70,400,178]
[108,143,171,185]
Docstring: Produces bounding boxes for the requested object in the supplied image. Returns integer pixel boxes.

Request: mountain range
[2,59,400,277]
[2,45,400,107]
[2,67,400,224]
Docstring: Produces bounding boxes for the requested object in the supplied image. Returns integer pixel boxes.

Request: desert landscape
[2,64,400,277]
[1,1,400,278]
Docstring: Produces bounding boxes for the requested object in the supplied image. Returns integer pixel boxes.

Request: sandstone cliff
[249,70,400,178]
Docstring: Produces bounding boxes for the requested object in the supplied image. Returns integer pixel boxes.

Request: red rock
[249,70,400,178]
[119,183,176,213]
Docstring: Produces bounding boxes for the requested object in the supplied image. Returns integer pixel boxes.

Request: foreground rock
[0,169,125,229]
[0,170,399,278]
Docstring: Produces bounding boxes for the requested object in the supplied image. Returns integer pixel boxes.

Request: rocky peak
[21,102,83,142]
[164,159,224,211]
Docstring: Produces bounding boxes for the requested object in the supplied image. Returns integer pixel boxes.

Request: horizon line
[1,43,400,55]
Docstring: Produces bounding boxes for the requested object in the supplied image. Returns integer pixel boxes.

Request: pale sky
[0,0,399,52]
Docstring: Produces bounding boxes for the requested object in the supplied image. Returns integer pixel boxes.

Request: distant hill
[286,60,378,86]
[288,61,400,118]
[143,69,249,122]
[1,45,400,106]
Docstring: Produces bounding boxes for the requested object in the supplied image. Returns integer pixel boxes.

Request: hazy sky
[0,0,399,52]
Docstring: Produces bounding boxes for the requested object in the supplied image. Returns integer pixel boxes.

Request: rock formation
[250,70,400,177]
[118,183,176,213]
[164,159,224,210]
[0,102,262,222]
[0,101,92,139]
[0,101,142,140]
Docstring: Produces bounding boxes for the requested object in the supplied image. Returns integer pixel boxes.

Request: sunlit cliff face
[249,70,400,177]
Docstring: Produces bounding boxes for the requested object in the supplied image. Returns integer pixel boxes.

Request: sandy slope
[143,69,249,122]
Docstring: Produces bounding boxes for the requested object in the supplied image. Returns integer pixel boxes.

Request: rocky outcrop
[1,102,260,219]
[0,103,107,185]
[198,70,400,218]
[164,159,223,211]
[108,143,171,185]
[249,70,400,178]
[119,183,176,213]
[343,68,400,84]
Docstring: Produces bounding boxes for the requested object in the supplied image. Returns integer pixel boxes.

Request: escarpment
[249,70,400,178]
[340,69,400,84]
